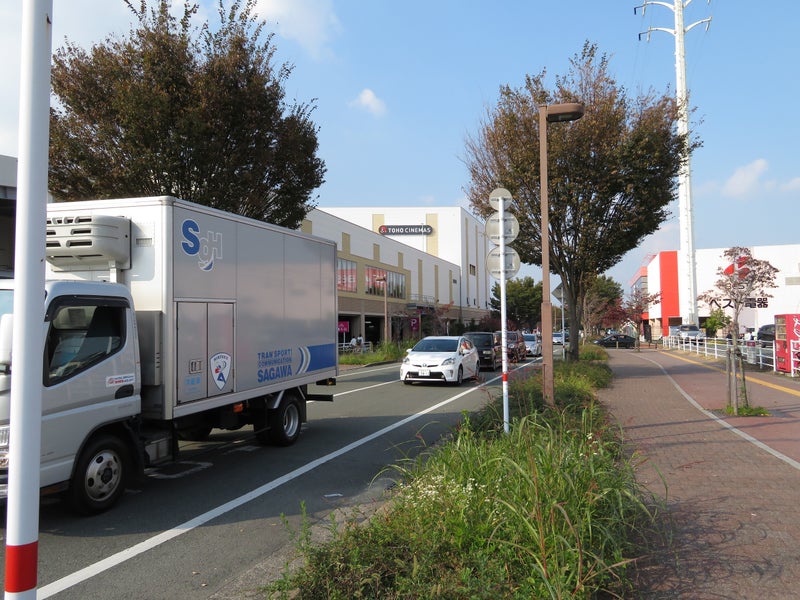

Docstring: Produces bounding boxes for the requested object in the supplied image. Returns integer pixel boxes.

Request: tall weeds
[266,351,650,599]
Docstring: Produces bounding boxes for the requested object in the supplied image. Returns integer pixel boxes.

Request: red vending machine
[774,314,800,375]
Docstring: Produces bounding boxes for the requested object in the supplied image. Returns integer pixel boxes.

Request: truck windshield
[0,289,12,319]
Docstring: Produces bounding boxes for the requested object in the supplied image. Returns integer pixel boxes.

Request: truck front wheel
[69,434,129,515]
[266,394,302,446]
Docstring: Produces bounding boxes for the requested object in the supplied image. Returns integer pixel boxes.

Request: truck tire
[69,434,129,515]
[266,394,302,446]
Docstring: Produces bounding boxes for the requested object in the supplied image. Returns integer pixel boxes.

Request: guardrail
[661,335,775,370]
[338,342,374,354]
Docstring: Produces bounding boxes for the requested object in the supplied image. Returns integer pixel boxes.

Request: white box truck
[0,196,338,514]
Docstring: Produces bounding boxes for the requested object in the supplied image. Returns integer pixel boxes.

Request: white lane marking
[146,461,213,480]
[332,379,396,397]
[639,354,800,472]
[37,384,484,598]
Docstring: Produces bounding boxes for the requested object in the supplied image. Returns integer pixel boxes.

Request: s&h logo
[181,219,223,271]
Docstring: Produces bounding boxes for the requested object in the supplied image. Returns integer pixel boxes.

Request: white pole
[636,0,710,327]
[674,0,699,326]
[5,1,52,598]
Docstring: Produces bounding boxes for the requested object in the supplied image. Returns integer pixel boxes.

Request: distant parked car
[757,324,775,347]
[463,331,502,371]
[552,332,565,345]
[523,333,541,357]
[678,324,705,344]
[593,334,637,349]
[400,335,480,385]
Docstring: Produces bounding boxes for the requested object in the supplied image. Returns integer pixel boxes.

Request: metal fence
[661,335,776,371]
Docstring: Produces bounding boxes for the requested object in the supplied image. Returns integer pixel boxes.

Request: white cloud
[721,159,768,198]
[781,177,800,192]
[254,0,341,60]
[349,89,387,117]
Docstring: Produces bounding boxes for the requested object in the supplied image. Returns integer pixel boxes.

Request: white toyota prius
[400,335,480,385]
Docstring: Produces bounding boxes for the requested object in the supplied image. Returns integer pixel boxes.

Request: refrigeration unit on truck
[0,196,338,514]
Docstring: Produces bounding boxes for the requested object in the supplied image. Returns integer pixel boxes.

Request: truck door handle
[115,384,134,399]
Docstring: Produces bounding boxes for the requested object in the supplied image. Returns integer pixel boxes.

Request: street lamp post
[376,276,389,344]
[539,102,584,406]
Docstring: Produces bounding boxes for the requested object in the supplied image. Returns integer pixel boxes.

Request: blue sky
[1,0,798,287]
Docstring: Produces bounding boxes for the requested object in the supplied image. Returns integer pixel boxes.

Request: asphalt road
[0,358,539,599]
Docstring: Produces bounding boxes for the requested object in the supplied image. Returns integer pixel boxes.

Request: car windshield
[466,333,492,345]
[523,334,537,342]
[413,338,458,353]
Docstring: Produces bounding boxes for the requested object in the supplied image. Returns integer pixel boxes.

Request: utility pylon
[635,0,711,327]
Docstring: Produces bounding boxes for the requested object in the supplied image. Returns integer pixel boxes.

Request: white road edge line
[639,354,800,472]
[37,382,484,598]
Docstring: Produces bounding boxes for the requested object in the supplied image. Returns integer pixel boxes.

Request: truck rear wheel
[266,394,302,446]
[69,434,129,515]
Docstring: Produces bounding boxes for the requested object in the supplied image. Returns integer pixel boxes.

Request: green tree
[489,277,543,331]
[48,0,325,229]
[465,42,691,360]
[703,308,731,339]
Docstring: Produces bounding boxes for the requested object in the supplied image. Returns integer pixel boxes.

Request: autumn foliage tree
[582,275,623,340]
[48,0,325,229]
[623,288,661,349]
[464,42,691,360]
[698,246,778,412]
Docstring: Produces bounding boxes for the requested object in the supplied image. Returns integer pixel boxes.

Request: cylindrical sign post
[488,188,517,434]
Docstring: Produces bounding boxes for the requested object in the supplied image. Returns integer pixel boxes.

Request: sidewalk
[598,348,800,600]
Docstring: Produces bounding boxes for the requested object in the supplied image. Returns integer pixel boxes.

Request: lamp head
[545,102,585,123]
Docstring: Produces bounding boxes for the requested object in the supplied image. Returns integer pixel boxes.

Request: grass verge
[265,346,651,599]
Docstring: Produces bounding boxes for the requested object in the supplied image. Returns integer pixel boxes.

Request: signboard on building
[378,225,433,235]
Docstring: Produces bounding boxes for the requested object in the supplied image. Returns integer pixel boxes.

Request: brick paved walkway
[598,348,800,600]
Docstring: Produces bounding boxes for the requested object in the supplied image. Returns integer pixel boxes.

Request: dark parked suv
[463,331,501,371]
[757,324,775,347]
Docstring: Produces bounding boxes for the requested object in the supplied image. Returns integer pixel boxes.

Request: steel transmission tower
[636,0,711,326]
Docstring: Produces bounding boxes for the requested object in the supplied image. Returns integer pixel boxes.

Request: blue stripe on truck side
[307,343,337,372]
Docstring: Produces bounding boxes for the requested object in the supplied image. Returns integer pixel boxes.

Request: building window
[469,264,476,276]
[366,266,406,299]
[337,258,357,293]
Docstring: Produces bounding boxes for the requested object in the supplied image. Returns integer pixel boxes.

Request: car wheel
[453,366,463,386]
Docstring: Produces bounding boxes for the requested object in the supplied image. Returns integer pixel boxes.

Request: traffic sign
[486,211,519,245]
[489,187,513,211]
[486,246,521,280]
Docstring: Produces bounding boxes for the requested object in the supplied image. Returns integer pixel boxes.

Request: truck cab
[0,280,142,513]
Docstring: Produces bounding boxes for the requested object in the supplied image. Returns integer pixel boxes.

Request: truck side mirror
[0,313,12,369]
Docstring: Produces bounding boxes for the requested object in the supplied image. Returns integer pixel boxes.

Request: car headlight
[442,357,455,366]
[402,357,410,364]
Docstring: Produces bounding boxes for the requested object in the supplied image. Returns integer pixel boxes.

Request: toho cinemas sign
[378,224,433,235]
